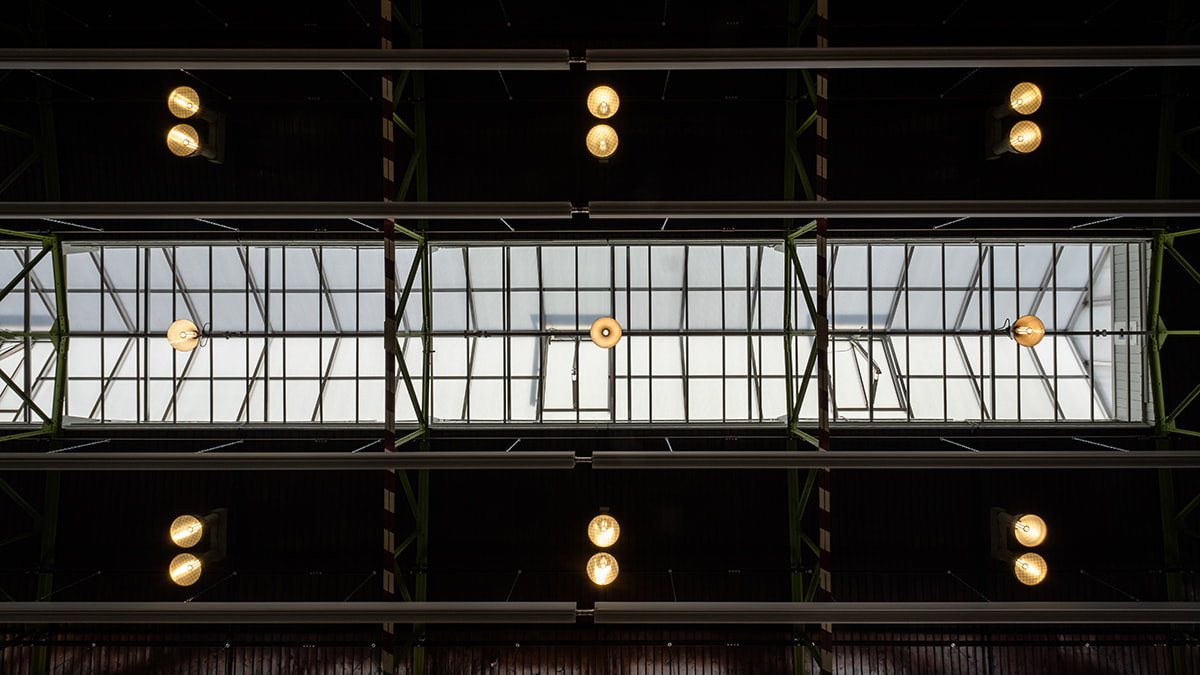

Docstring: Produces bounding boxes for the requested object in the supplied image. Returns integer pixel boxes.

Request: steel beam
[592,601,1200,624]
[2,450,1197,470]
[0,202,573,220]
[0,49,571,71]
[585,45,1200,70]
[0,451,576,470]
[591,450,1200,469]
[0,602,578,624]
[587,200,1200,219]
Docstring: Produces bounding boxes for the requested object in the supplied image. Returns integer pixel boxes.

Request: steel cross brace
[784,222,820,448]
[1148,230,1200,438]
[0,231,67,438]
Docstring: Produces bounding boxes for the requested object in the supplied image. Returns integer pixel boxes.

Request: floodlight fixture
[169,552,204,586]
[170,515,205,548]
[167,124,203,157]
[587,552,619,586]
[586,125,619,158]
[587,513,620,548]
[991,507,1050,586]
[587,86,620,119]
[1010,315,1046,348]
[590,317,622,348]
[1012,552,1049,586]
[167,319,202,352]
[1008,82,1042,115]
[168,86,201,119]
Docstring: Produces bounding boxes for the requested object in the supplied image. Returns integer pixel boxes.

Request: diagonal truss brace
[1148,230,1200,438]
[0,231,67,438]
[784,221,820,448]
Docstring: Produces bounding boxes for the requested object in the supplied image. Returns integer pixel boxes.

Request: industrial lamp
[1008,315,1046,348]
[587,86,620,119]
[999,120,1042,155]
[587,513,620,547]
[587,552,619,586]
[165,86,225,163]
[167,508,227,587]
[167,319,203,352]
[590,317,622,349]
[986,82,1043,159]
[1007,82,1043,115]
[586,125,619,159]
[991,507,1048,586]
[168,86,202,119]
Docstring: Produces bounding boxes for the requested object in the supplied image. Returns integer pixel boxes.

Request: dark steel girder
[0,202,572,220]
[585,45,1200,70]
[2,450,1198,470]
[587,200,1200,219]
[0,49,571,70]
[592,602,1200,624]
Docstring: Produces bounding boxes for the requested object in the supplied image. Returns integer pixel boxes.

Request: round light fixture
[1011,315,1046,348]
[587,514,620,548]
[169,552,203,586]
[170,514,205,548]
[167,124,201,158]
[168,86,201,119]
[586,125,619,158]
[590,317,622,349]
[1007,120,1042,154]
[587,86,620,119]
[167,319,202,352]
[1012,513,1047,547]
[1009,82,1042,115]
[587,552,619,586]
[1013,552,1048,586]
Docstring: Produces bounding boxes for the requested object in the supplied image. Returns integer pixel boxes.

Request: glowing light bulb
[587,552,619,586]
[170,514,205,548]
[168,86,201,119]
[587,86,620,119]
[587,514,620,547]
[1013,552,1048,586]
[586,125,619,158]
[167,124,201,157]
[1008,120,1042,154]
[1009,82,1042,115]
[1012,513,1047,547]
[1011,315,1046,347]
[170,553,204,586]
[167,319,202,352]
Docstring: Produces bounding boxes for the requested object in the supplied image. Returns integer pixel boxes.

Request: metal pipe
[0,602,579,624]
[592,601,1200,624]
[0,49,571,71]
[585,46,1200,70]
[0,202,573,221]
[590,450,1200,469]
[0,451,576,471]
[587,200,1200,220]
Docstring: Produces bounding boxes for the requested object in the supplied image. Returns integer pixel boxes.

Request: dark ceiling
[2,0,1200,673]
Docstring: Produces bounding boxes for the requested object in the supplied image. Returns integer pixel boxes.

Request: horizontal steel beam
[587,200,1200,220]
[585,46,1200,70]
[0,602,578,624]
[2,450,1193,470]
[6,601,1196,625]
[592,602,1200,624]
[0,48,571,71]
[0,202,573,221]
[0,451,576,471]
[590,450,1200,469]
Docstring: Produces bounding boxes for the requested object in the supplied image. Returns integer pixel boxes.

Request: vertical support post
[30,470,60,675]
[812,1,833,673]
[380,3,399,674]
